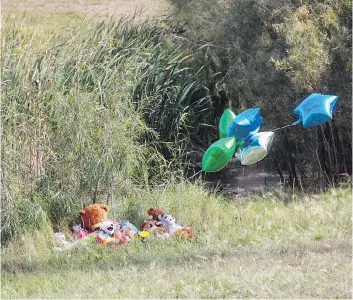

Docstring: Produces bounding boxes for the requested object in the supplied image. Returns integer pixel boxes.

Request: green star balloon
[202,137,237,172]
[219,108,236,138]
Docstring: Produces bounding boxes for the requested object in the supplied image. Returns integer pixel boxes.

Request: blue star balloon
[227,108,262,141]
[292,93,338,128]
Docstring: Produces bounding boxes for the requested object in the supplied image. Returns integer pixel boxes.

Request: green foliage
[2,0,352,245]
[169,0,352,184]
[2,184,351,272]
[1,15,211,243]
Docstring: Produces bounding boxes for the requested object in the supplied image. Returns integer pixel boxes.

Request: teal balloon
[292,93,338,128]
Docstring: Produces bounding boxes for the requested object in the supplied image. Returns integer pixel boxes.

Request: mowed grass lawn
[1,185,352,299]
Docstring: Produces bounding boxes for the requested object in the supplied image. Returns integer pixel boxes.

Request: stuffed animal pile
[54,205,194,251]
[141,207,194,239]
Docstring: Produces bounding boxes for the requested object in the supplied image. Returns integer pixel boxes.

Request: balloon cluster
[202,93,338,172]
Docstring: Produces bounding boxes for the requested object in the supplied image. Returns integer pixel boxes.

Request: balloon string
[272,124,293,132]
[186,170,202,180]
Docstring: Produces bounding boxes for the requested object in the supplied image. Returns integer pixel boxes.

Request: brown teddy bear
[140,207,164,230]
[147,207,164,221]
[79,204,109,232]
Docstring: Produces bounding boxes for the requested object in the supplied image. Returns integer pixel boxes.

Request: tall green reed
[1,14,213,244]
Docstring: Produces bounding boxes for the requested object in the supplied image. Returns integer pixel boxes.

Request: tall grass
[1,181,351,298]
[2,183,351,270]
[1,13,215,244]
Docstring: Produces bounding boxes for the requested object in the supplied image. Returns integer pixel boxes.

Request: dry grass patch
[2,238,351,299]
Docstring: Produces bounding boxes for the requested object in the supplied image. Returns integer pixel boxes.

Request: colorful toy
[114,220,150,240]
[139,231,150,238]
[157,214,194,239]
[140,208,164,230]
[142,219,169,238]
[121,220,139,238]
[79,204,109,232]
[142,219,162,230]
[97,221,115,239]
[112,230,130,245]
[72,224,90,239]
[176,227,194,239]
[157,214,180,237]
[148,207,164,220]
[54,232,71,250]
[55,231,97,250]
[120,220,149,239]
[94,220,122,247]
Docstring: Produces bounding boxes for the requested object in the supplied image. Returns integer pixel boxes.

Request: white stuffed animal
[157,214,181,237]
[97,220,115,240]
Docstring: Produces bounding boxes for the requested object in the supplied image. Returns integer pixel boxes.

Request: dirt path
[2,0,169,19]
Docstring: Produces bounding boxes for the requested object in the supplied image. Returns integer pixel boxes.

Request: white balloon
[240,132,274,165]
